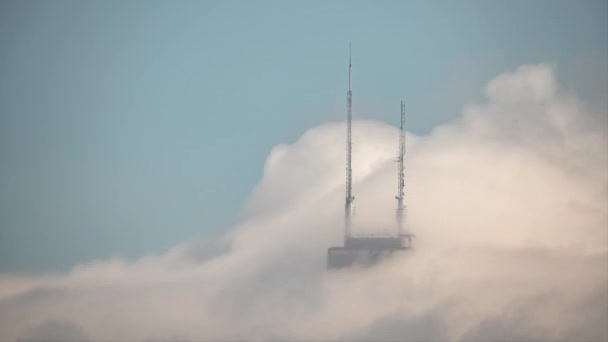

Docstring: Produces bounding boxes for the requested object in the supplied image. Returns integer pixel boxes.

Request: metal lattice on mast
[396,101,413,247]
[345,44,354,242]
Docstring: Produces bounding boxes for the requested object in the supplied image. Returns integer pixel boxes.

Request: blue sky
[1,0,606,273]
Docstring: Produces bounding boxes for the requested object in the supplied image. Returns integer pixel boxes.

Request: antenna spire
[345,44,354,242]
[396,101,413,247]
[348,43,352,92]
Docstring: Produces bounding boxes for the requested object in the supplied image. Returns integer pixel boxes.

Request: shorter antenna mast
[396,101,406,238]
[345,43,354,242]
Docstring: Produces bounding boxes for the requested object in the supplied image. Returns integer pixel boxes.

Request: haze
[1,1,606,341]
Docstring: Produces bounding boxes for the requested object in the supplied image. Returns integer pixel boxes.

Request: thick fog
[1,64,606,341]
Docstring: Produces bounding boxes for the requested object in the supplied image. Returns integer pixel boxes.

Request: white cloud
[0,63,606,341]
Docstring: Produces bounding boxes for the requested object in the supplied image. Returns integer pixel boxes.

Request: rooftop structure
[327,46,414,270]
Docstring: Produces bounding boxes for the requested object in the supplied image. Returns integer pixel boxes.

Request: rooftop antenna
[345,43,354,243]
[396,101,413,247]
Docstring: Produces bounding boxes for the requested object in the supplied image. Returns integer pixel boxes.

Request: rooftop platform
[344,236,403,249]
[327,234,413,270]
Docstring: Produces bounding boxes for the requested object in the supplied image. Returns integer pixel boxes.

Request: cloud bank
[1,64,606,341]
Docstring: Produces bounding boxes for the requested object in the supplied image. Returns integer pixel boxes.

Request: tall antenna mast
[396,101,406,238]
[345,43,354,242]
